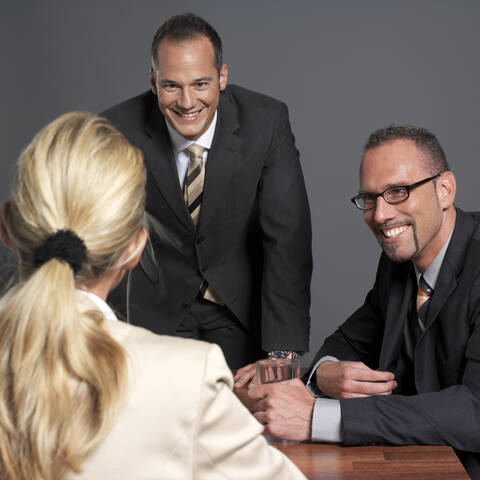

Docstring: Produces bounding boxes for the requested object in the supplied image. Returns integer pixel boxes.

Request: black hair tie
[33,229,87,274]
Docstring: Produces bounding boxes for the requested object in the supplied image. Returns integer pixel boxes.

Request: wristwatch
[267,350,298,359]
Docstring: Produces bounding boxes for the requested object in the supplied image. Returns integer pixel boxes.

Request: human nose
[177,87,195,110]
[372,196,396,224]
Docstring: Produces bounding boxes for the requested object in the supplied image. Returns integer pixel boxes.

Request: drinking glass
[256,358,300,384]
[255,357,300,444]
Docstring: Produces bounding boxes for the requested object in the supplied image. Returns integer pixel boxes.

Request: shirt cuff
[311,397,343,443]
[306,356,339,397]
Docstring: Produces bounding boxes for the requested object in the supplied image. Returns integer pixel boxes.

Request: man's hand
[316,360,396,399]
[234,362,257,388]
[248,378,315,441]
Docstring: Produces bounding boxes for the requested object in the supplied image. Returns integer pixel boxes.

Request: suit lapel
[144,103,195,232]
[199,91,241,231]
[423,262,456,331]
[423,209,474,331]
[379,262,415,370]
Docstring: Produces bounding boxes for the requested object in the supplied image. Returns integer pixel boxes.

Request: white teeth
[383,225,408,238]
[180,112,199,118]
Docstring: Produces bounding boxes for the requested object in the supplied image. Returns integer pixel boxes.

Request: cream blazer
[68,294,306,480]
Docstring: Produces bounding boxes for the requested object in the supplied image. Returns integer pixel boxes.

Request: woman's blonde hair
[0,112,146,479]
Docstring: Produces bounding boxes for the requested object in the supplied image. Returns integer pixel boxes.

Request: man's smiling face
[360,139,444,266]
[150,35,227,141]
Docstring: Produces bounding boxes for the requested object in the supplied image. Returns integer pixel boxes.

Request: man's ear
[219,64,228,91]
[437,171,456,209]
[122,228,148,271]
[150,68,158,95]
[0,202,16,251]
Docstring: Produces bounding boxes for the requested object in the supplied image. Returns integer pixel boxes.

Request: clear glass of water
[256,358,300,384]
[255,357,300,444]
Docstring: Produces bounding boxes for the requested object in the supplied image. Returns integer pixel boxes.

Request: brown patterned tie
[184,144,223,305]
[416,275,432,333]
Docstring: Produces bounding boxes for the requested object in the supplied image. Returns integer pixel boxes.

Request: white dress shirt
[165,111,217,190]
[77,289,118,322]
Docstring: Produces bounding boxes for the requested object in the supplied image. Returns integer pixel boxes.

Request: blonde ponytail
[0,112,146,479]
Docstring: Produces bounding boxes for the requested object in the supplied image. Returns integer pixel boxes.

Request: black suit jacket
[102,85,312,352]
[309,209,480,478]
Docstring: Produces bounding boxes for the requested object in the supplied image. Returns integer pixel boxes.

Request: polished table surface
[233,383,469,479]
[273,443,469,480]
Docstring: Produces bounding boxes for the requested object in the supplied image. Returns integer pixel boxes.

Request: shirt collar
[414,228,454,289]
[77,290,118,322]
[166,111,217,154]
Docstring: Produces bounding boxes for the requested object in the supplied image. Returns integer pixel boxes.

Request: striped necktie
[184,144,223,305]
[416,275,432,333]
[184,144,205,225]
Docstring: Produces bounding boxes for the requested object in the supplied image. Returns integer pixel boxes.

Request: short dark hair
[364,125,450,174]
[150,13,223,73]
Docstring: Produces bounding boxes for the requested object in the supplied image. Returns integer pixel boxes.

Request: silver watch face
[268,350,298,359]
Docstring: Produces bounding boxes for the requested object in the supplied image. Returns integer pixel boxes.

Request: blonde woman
[0,112,305,480]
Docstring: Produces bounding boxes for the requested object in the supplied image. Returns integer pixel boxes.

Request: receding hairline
[360,138,444,178]
[361,124,450,176]
[151,34,219,71]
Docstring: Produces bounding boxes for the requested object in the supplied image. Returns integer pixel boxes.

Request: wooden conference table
[272,443,469,480]
[233,384,469,479]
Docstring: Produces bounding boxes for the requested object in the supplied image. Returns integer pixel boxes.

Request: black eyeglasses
[351,174,441,210]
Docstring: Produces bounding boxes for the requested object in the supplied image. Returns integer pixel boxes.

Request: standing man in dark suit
[249,125,480,479]
[103,13,312,369]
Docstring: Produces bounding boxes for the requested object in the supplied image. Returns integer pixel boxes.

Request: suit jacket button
[196,236,204,244]
[201,265,209,272]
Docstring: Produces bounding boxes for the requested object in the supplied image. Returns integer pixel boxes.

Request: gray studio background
[3,1,480,366]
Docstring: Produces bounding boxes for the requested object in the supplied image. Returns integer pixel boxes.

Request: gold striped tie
[184,144,223,305]
[184,144,205,225]
[416,275,432,332]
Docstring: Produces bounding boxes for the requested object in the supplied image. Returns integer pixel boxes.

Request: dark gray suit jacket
[309,209,480,479]
[102,85,312,352]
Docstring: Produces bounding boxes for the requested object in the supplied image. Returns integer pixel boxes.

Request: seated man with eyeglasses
[248,124,480,479]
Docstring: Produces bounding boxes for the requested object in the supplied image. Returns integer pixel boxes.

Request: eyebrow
[358,181,411,194]
[194,76,213,82]
[159,78,178,86]
[159,76,214,86]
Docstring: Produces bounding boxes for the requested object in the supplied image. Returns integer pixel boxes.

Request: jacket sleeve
[340,277,480,452]
[258,102,312,352]
[194,343,306,480]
